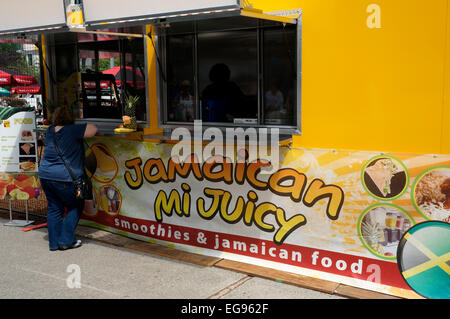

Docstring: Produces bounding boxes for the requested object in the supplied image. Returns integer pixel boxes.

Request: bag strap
[52,126,78,182]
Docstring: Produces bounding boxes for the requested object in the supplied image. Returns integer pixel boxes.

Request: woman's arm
[84,123,98,138]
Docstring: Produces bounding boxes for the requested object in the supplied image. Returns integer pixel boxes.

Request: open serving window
[0,0,301,135]
[42,27,147,132]
[77,30,146,121]
[80,0,301,134]
[154,15,301,133]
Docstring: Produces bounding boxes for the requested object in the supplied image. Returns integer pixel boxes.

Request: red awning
[0,70,13,85]
[0,68,38,86]
[11,86,41,94]
[79,49,121,59]
[103,66,144,78]
[13,75,38,85]
[83,67,145,90]
[103,66,145,89]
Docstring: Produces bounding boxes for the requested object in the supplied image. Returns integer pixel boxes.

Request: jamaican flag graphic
[397,221,450,299]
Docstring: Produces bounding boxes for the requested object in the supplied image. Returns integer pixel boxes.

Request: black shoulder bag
[52,126,93,200]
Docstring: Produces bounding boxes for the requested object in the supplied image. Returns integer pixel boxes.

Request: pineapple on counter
[124,95,139,130]
[115,95,139,133]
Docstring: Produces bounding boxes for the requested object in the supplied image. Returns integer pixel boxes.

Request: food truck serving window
[157,16,300,130]
[48,29,147,127]
[76,31,146,121]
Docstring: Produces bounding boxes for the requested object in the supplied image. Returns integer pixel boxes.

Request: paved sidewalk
[0,216,348,299]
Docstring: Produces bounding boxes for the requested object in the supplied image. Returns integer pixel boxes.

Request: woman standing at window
[38,106,98,251]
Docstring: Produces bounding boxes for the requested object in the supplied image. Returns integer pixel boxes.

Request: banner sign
[0,110,43,201]
[0,110,37,173]
[80,137,450,297]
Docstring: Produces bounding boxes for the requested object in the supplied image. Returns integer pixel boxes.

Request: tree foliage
[0,43,40,80]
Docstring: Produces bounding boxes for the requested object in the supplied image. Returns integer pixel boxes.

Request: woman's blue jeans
[40,178,84,250]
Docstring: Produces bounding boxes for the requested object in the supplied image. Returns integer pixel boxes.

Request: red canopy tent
[0,69,13,85]
[103,66,145,89]
[12,74,38,85]
[83,66,145,90]
[0,67,38,86]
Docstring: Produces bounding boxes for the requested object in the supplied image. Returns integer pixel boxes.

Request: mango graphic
[87,144,118,183]
[93,146,117,174]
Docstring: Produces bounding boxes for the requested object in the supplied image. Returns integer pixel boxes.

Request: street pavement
[0,216,345,299]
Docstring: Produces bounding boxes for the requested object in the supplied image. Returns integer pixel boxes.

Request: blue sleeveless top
[38,124,87,182]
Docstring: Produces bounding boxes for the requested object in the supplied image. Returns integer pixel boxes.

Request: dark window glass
[162,20,298,128]
[123,39,146,121]
[198,30,257,123]
[263,26,297,126]
[166,35,195,122]
[197,16,257,32]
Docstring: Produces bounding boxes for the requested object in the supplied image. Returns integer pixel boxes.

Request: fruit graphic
[7,184,17,193]
[9,188,30,200]
[1,174,43,200]
[0,172,13,185]
[22,186,36,199]
[361,219,383,254]
[86,144,118,183]
[0,185,6,200]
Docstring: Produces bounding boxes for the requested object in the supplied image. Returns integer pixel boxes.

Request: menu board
[0,110,37,173]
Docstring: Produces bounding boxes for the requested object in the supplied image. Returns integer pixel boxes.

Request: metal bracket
[4,200,34,227]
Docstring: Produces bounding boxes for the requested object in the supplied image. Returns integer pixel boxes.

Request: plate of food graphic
[412,166,450,223]
[20,130,34,141]
[362,155,409,201]
[85,143,118,183]
[19,158,37,172]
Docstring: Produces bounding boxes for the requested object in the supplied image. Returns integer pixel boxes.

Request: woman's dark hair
[51,106,74,126]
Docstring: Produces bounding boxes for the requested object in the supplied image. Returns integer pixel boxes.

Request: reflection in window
[198,31,257,123]
[78,37,146,121]
[263,26,297,125]
[167,35,195,122]
[162,19,298,127]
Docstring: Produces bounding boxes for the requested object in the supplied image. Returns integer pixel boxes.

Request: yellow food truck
[1,0,449,299]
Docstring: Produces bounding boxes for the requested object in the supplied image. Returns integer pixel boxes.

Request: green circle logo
[397,221,450,299]
[358,203,415,260]
[411,165,450,222]
[361,155,409,201]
